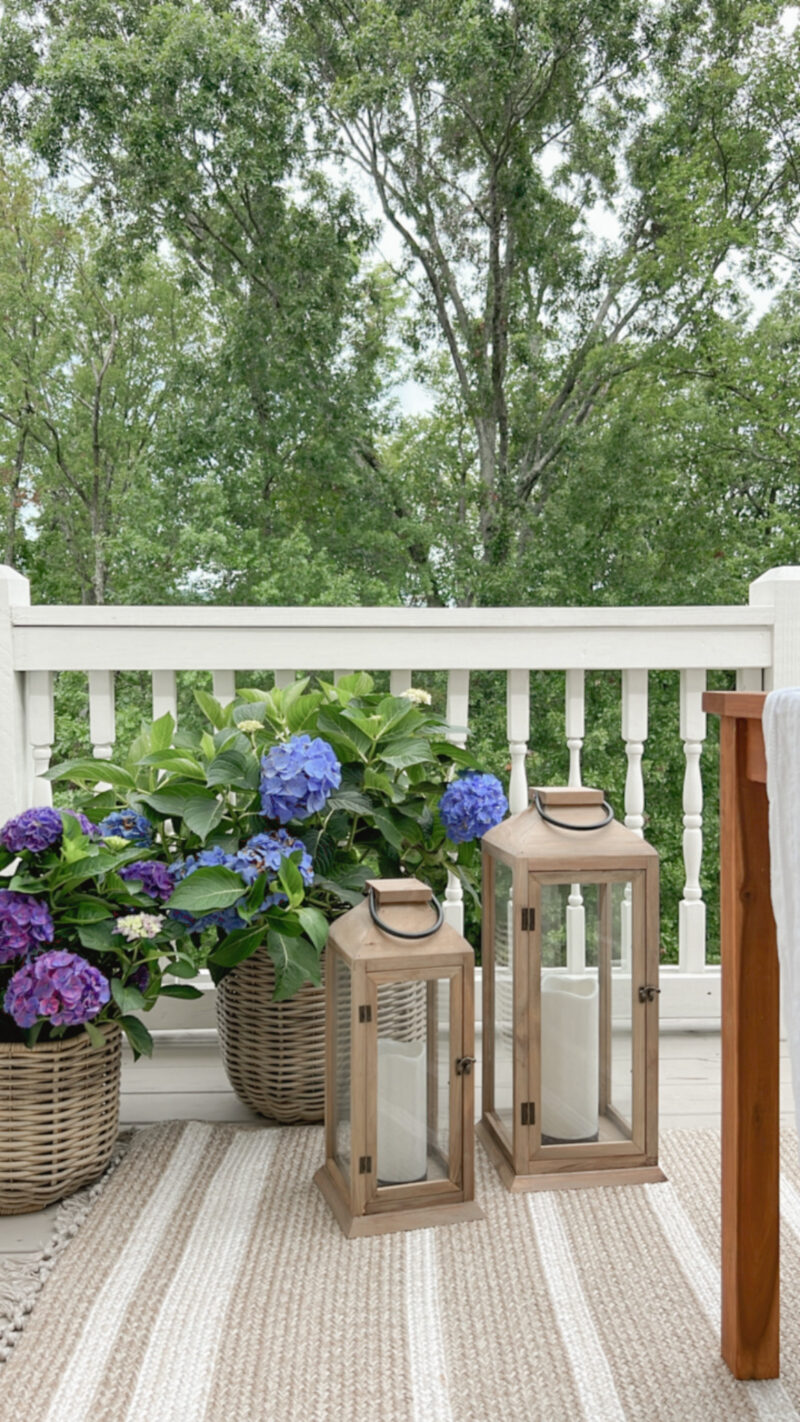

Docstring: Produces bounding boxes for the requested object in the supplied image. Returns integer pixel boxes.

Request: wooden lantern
[478,787,665,1192]
[314,877,483,1237]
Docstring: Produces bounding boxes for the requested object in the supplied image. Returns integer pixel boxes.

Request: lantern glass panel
[539,878,634,1148]
[376,977,451,1187]
[332,954,352,1178]
[492,858,515,1140]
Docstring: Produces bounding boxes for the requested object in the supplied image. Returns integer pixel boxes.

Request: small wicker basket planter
[0,1021,122,1215]
[216,946,326,1122]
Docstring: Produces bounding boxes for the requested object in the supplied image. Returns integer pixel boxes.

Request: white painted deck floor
[0,1028,795,1260]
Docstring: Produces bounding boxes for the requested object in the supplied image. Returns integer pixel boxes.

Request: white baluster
[679,669,707,975]
[620,670,648,970]
[212,671,236,706]
[89,670,115,760]
[565,669,585,788]
[151,670,178,725]
[736,667,763,692]
[390,669,413,696]
[443,669,470,934]
[27,670,54,806]
[274,670,295,690]
[506,669,530,815]
[565,670,586,972]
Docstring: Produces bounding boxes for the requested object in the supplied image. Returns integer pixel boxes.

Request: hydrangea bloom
[119,860,174,902]
[64,809,96,838]
[116,912,164,942]
[4,950,110,1028]
[169,847,246,935]
[260,734,341,824]
[401,687,432,705]
[235,830,314,908]
[0,890,55,964]
[130,964,151,994]
[97,810,154,847]
[438,772,508,844]
[0,806,65,854]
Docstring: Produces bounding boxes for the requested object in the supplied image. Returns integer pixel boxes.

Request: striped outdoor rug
[2,1124,800,1422]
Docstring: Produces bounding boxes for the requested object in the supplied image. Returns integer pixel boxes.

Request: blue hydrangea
[260,734,341,824]
[438,772,508,844]
[97,810,154,847]
[235,829,314,908]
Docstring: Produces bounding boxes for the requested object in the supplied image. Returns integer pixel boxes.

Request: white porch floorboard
[0,1029,795,1261]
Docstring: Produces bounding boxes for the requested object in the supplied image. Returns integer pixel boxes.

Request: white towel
[763,688,800,1145]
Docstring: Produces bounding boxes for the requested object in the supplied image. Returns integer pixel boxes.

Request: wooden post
[703,691,779,1379]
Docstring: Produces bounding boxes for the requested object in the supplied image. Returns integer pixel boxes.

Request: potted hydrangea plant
[48,673,507,1121]
[0,804,206,1214]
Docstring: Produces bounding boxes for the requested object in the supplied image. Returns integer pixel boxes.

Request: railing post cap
[0,565,30,610]
[750,566,800,602]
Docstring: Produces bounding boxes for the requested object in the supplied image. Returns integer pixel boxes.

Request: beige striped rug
[2,1125,800,1422]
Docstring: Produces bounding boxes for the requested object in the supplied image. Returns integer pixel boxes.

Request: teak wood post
[703,691,779,1379]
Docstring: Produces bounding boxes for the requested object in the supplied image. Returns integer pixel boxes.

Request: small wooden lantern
[479,787,665,1192]
[314,878,483,1237]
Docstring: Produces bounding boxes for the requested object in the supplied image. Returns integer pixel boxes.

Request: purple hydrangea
[97,810,153,846]
[130,963,151,994]
[0,807,65,854]
[438,772,508,844]
[4,950,110,1028]
[259,734,341,824]
[119,860,175,901]
[169,847,246,935]
[0,890,55,964]
[234,829,314,908]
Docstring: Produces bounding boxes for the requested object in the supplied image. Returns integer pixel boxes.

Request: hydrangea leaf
[166,866,246,912]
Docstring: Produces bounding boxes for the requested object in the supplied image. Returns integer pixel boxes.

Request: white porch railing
[3,563,800,1026]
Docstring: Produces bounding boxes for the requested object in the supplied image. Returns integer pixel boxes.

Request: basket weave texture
[216,946,326,1122]
[0,1022,121,1215]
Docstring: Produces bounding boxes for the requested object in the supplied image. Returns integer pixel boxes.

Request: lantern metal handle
[533,790,614,832]
[367,886,444,940]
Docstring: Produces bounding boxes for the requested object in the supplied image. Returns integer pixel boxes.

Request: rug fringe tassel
[0,1131,133,1364]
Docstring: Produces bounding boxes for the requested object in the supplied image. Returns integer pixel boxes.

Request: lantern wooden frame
[477,787,666,1192]
[314,878,484,1237]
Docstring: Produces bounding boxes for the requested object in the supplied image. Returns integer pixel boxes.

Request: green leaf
[316,710,371,761]
[166,866,245,912]
[243,871,269,918]
[367,806,407,852]
[43,758,135,789]
[111,979,146,1014]
[233,701,268,726]
[181,795,225,841]
[378,738,436,770]
[430,740,477,768]
[278,854,305,908]
[325,788,374,815]
[206,749,259,790]
[296,905,329,951]
[210,923,265,968]
[137,786,203,817]
[194,689,227,729]
[158,984,204,999]
[150,712,176,752]
[267,930,322,1000]
[60,897,115,925]
[77,920,118,953]
[335,672,374,698]
[136,751,206,780]
[167,958,198,978]
[118,1015,154,1059]
[84,1019,107,1050]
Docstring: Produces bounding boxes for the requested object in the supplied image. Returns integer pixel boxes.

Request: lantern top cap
[531,786,604,807]
[365,878,432,905]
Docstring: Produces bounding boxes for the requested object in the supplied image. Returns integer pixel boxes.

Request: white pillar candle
[377,1038,427,1183]
[541,975,599,1142]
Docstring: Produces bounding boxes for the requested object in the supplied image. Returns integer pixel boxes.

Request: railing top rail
[9,602,772,674]
[11,604,774,629]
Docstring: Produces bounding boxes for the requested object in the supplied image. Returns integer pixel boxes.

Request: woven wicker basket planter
[0,1022,122,1215]
[216,946,326,1122]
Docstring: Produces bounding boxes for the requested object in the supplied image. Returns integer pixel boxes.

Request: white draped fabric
[763,688,800,1145]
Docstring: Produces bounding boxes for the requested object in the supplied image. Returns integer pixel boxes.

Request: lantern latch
[358,1004,372,1023]
[359,1156,372,1174]
[521,906,535,931]
[455,1056,476,1075]
[638,985,661,1003]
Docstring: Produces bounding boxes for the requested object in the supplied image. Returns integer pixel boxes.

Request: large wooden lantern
[314,878,483,1237]
[479,787,664,1192]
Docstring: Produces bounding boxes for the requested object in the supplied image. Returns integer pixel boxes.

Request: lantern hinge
[358,1004,372,1023]
[521,1101,536,1125]
[521,906,535,931]
[638,985,661,1003]
[359,1156,372,1174]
